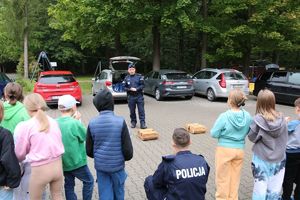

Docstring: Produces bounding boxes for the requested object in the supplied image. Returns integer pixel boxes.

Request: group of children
[145,89,299,200]
[210,89,299,200]
[0,84,133,200]
[0,81,299,200]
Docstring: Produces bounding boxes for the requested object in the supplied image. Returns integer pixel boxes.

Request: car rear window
[259,72,273,81]
[224,72,246,80]
[288,72,300,85]
[270,72,287,82]
[164,73,189,80]
[39,75,76,84]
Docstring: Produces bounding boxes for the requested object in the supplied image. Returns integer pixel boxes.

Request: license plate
[232,85,243,89]
[177,86,187,89]
[52,96,60,100]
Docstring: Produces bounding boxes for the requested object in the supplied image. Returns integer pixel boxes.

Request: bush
[16,53,40,80]
[15,77,35,94]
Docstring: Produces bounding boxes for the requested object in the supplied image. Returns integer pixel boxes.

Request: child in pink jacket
[14,93,64,200]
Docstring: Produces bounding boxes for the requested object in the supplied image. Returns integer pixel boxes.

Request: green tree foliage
[0,0,299,75]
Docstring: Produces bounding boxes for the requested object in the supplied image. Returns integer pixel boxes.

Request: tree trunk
[81,61,86,74]
[152,17,161,71]
[177,27,184,70]
[201,32,207,68]
[24,2,28,78]
[114,33,121,56]
[200,0,208,69]
[195,33,201,72]
[243,48,251,77]
[272,51,279,64]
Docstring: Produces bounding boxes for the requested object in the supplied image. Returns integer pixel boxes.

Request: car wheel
[207,88,216,101]
[185,96,193,100]
[155,88,162,101]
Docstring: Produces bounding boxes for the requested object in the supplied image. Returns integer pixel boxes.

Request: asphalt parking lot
[46,94,295,200]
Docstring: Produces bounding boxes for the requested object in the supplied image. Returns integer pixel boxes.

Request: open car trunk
[112,70,127,92]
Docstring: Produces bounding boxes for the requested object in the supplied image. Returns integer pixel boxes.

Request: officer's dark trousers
[128,94,145,125]
[282,152,300,200]
[144,176,167,200]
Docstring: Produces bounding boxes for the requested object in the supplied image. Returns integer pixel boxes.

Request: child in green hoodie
[211,89,252,200]
[56,95,94,200]
[1,82,30,133]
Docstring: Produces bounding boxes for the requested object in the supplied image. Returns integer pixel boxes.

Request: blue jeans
[64,165,94,200]
[96,169,127,200]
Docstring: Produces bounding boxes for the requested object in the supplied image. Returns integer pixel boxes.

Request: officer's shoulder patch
[162,155,175,162]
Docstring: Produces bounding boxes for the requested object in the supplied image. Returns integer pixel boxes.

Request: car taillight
[105,81,112,87]
[219,73,226,88]
[162,81,174,85]
[187,80,193,84]
[70,82,80,88]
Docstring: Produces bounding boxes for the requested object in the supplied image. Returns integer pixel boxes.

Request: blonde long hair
[256,89,280,121]
[24,93,49,132]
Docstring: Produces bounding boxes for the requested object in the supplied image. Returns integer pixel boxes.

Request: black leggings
[282,152,300,200]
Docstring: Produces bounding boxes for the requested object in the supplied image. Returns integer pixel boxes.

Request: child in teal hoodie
[211,89,252,200]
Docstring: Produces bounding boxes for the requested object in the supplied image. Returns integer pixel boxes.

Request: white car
[192,68,249,101]
[92,56,140,100]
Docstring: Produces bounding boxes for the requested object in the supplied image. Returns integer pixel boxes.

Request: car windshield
[39,74,75,84]
[224,72,246,80]
[164,73,189,80]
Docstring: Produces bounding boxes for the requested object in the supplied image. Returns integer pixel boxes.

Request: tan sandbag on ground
[138,128,159,141]
[185,123,207,134]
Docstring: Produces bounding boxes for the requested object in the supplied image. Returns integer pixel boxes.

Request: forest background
[0,0,299,78]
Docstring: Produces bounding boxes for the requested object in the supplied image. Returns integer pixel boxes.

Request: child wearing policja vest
[211,89,252,200]
[281,97,300,200]
[248,89,288,200]
[56,95,94,200]
[144,128,210,200]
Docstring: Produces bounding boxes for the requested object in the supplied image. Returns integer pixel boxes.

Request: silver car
[192,68,249,101]
[92,56,140,100]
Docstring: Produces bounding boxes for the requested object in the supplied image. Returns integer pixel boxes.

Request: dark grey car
[144,69,194,101]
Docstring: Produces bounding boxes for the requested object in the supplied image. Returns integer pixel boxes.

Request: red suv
[34,71,82,105]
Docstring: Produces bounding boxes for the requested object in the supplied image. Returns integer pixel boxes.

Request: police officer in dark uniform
[124,63,147,129]
[144,128,210,200]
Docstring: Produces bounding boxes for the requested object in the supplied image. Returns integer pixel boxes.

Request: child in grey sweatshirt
[248,89,288,200]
